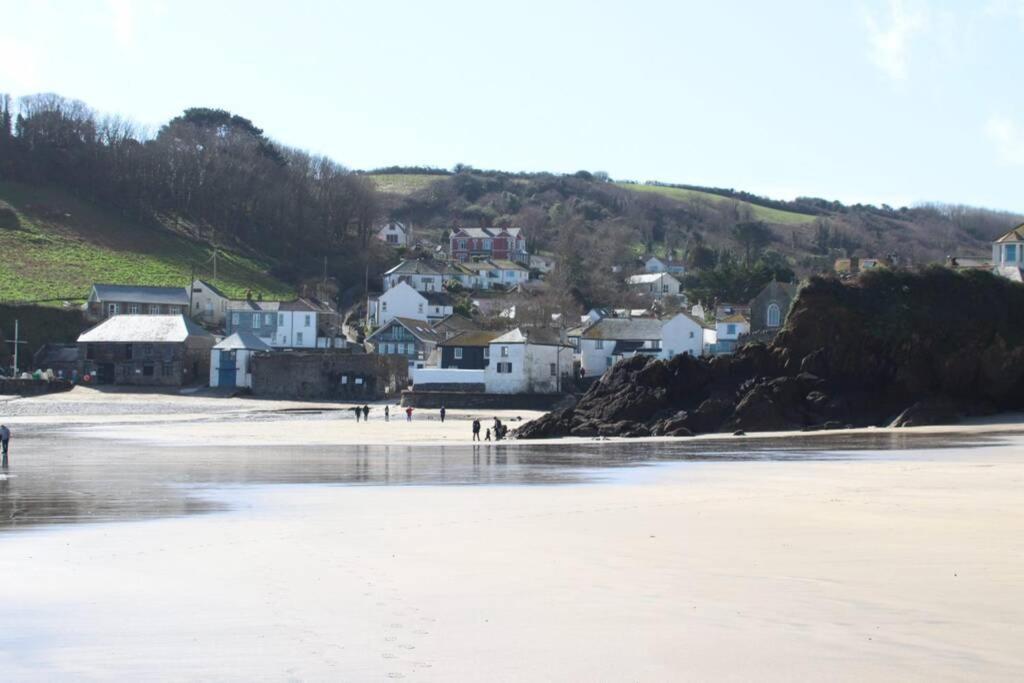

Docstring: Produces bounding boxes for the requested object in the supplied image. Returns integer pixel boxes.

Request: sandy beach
[0,388,1023,680]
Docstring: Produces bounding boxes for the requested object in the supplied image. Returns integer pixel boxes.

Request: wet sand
[0,389,1023,680]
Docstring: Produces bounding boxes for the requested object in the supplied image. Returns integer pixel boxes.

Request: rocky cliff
[517,267,1024,439]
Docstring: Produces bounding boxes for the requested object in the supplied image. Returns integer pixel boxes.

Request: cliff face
[517,267,1024,439]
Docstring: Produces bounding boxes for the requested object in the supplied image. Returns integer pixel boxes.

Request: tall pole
[12,319,18,376]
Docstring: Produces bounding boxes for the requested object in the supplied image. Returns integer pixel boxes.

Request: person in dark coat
[1,425,10,468]
[362,405,370,421]
[440,406,446,423]
[472,419,480,441]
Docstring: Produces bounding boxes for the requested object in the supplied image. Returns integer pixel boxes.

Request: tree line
[0,93,379,281]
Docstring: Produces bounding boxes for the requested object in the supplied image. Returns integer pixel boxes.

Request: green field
[616,183,815,225]
[367,173,447,195]
[0,182,293,303]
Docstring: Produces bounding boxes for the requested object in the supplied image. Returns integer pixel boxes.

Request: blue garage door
[218,351,237,388]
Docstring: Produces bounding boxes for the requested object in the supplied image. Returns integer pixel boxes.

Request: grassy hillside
[368,173,447,195]
[0,182,293,303]
[615,182,815,225]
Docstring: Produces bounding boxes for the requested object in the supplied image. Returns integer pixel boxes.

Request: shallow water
[0,430,1009,530]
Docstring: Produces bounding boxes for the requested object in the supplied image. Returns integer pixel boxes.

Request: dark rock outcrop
[516,267,1024,439]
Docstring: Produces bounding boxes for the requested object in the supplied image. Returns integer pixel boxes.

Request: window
[296,332,303,345]
[252,313,260,327]
[549,363,556,376]
[382,301,388,312]
[86,344,95,360]
[168,306,180,315]
[150,305,160,314]
[727,324,736,335]
[278,313,284,325]
[454,347,463,359]
[458,239,466,250]
[596,340,604,350]
[418,303,424,314]
[142,363,154,377]
[232,313,239,325]
[662,285,669,293]
[128,304,140,314]
[1007,244,1018,263]
[108,303,119,316]
[162,362,174,377]
[124,343,133,360]
[142,344,153,358]
[397,343,405,354]
[305,314,311,326]
[501,346,509,357]
[767,303,781,328]
[689,331,695,338]
[387,234,398,244]
[265,314,273,325]
[483,347,490,359]
[606,356,614,367]
[496,362,512,373]
[483,239,492,250]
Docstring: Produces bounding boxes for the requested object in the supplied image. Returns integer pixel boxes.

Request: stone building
[749,281,800,334]
[78,315,215,386]
[251,351,408,400]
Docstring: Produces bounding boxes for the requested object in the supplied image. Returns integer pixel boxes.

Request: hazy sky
[2,0,1023,211]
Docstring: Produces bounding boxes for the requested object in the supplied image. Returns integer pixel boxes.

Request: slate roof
[581,318,664,340]
[91,284,189,306]
[214,331,273,351]
[34,343,80,365]
[627,273,679,285]
[995,224,1024,243]
[194,279,229,299]
[451,227,523,240]
[439,330,501,347]
[367,317,443,344]
[384,259,446,277]
[78,315,213,343]
[227,299,281,311]
[490,327,568,346]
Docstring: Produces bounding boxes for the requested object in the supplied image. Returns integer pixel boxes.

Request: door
[97,363,115,384]
[217,351,237,388]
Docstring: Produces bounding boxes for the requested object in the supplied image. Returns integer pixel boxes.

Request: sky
[1,0,1023,211]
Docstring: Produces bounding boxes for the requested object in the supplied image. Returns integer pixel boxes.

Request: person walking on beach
[406,406,413,422]
[352,406,361,422]
[384,406,390,422]
[472,419,480,441]
[484,428,491,442]
[362,405,370,421]
[1,425,10,468]
[440,406,446,423]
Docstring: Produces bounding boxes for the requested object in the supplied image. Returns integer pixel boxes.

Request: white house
[368,282,454,328]
[627,272,682,299]
[209,331,271,389]
[578,314,703,377]
[190,279,231,326]
[382,259,445,292]
[485,328,574,394]
[376,221,410,247]
[644,256,686,275]
[710,313,750,355]
[993,224,1024,282]
[226,297,341,349]
[447,259,529,290]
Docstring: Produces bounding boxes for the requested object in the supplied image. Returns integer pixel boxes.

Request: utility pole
[9,319,27,376]
[188,264,195,318]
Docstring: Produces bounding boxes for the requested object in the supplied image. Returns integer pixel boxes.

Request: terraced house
[86,284,189,321]
[226,297,343,349]
[449,227,528,264]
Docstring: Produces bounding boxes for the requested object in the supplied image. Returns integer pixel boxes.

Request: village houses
[382,259,446,292]
[575,313,704,377]
[644,256,686,275]
[366,317,443,367]
[367,282,454,327]
[992,224,1024,282]
[226,297,343,349]
[209,331,271,389]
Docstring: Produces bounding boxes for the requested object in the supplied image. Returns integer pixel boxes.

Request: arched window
[767,303,781,328]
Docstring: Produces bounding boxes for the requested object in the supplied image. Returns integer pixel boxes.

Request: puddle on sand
[0,430,1009,530]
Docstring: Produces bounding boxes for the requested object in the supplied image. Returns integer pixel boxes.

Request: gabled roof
[451,227,523,240]
[439,329,502,347]
[367,317,443,344]
[214,331,273,351]
[995,224,1024,243]
[432,313,477,333]
[91,284,189,306]
[194,279,229,299]
[384,259,445,277]
[34,343,80,364]
[719,313,749,324]
[423,291,454,306]
[489,259,529,271]
[228,299,281,311]
[491,327,568,346]
[279,297,335,313]
[582,318,664,340]
[78,315,213,343]
[627,273,679,285]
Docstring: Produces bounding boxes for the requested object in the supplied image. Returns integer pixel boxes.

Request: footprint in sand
[385,635,398,642]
